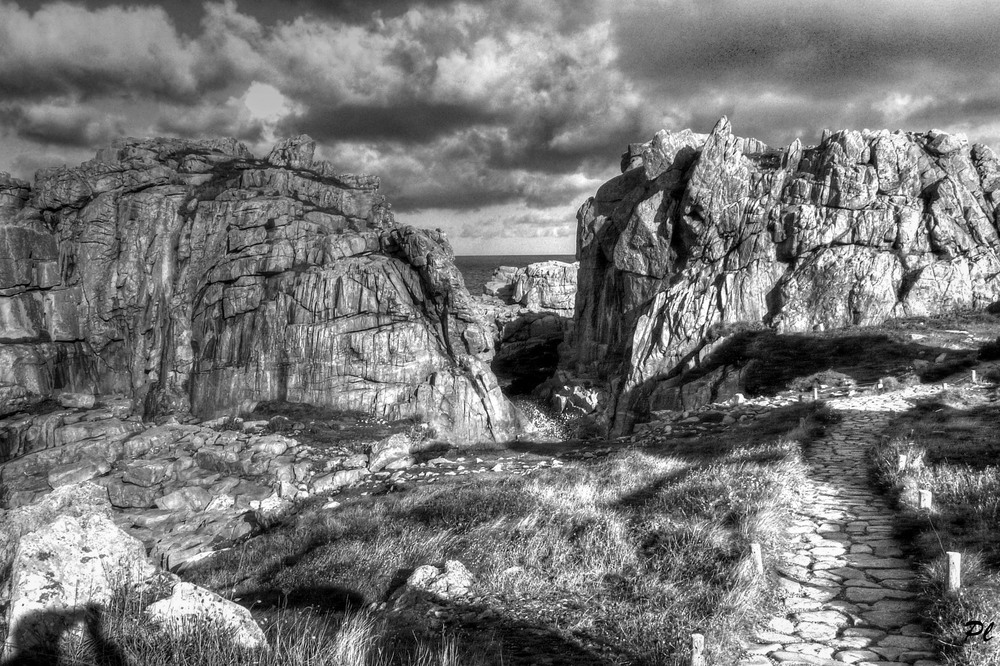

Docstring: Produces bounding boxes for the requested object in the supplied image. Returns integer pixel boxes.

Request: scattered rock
[57,392,96,409]
[391,560,474,610]
[145,581,266,649]
[368,433,413,472]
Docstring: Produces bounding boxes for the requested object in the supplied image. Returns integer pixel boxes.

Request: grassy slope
[152,403,829,666]
[870,389,1000,666]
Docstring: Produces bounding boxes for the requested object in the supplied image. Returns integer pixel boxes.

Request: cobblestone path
[740,387,944,666]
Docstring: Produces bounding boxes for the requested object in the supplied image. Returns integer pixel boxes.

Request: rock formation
[483,261,578,316]
[476,261,578,394]
[567,118,1000,434]
[0,481,265,661]
[0,135,520,443]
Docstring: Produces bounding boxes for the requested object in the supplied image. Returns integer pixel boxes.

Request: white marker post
[691,634,706,666]
[947,552,961,594]
[812,387,819,401]
[972,369,978,384]
[918,489,932,511]
[897,453,908,472]
[751,542,764,576]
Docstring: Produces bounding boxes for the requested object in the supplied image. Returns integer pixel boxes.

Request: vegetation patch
[158,404,831,665]
[870,389,1000,665]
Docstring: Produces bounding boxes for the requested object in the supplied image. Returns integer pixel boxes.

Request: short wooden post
[972,370,978,384]
[947,552,961,593]
[812,387,819,401]
[897,453,908,472]
[750,542,764,576]
[918,489,932,510]
[691,633,705,666]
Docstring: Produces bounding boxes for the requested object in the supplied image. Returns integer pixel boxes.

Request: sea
[454,254,576,294]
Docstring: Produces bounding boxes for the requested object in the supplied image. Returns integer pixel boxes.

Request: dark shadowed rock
[567,118,1000,434]
[476,261,579,394]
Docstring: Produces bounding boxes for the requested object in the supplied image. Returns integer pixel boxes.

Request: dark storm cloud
[0,102,126,148]
[4,0,1000,247]
[282,100,497,143]
[613,0,1000,95]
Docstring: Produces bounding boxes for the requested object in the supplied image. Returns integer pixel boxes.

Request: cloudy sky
[2,0,999,254]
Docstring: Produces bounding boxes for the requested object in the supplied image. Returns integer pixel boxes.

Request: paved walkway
[740,387,944,666]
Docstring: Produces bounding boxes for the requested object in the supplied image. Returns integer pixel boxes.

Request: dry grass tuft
[871,391,1000,666]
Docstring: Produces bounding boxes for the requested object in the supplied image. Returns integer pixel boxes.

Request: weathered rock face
[569,119,1000,433]
[483,261,578,316]
[477,261,579,394]
[0,136,520,443]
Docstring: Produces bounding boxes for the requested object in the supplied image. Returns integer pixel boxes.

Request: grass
[23,590,486,666]
[168,402,830,665]
[869,387,1000,666]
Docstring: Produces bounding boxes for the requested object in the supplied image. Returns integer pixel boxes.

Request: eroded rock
[0,135,521,444]
[567,119,1000,433]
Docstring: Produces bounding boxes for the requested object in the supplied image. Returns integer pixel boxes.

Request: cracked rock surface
[568,118,1000,434]
[0,135,520,443]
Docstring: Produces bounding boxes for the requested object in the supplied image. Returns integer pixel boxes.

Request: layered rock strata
[569,118,1000,434]
[477,261,578,394]
[0,136,519,443]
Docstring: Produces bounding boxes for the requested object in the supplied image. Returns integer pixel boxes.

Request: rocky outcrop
[0,135,520,443]
[568,119,1000,434]
[0,404,428,570]
[477,261,579,394]
[0,481,266,661]
[483,261,578,316]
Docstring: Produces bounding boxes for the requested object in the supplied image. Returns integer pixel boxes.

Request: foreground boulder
[145,582,265,649]
[0,482,267,661]
[567,119,1000,433]
[0,136,520,443]
[1,489,154,662]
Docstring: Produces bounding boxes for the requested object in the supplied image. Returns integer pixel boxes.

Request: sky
[2,1,1000,255]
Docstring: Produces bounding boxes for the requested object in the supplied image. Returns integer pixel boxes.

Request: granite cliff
[476,261,578,394]
[566,118,1000,434]
[0,135,520,443]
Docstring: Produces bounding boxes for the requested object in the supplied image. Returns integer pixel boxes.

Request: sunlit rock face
[0,135,521,443]
[567,118,1000,434]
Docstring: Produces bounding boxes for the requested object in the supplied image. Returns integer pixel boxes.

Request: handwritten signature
[965,620,995,642]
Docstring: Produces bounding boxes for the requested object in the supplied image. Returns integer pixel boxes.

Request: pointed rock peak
[710,116,732,138]
[266,135,316,169]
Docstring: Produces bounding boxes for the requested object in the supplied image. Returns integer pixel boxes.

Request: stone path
[740,387,944,666]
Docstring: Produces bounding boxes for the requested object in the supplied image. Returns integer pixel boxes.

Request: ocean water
[454,254,576,294]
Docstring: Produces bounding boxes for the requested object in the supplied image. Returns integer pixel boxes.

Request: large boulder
[145,581,266,649]
[0,135,521,444]
[567,119,1000,434]
[2,512,155,662]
